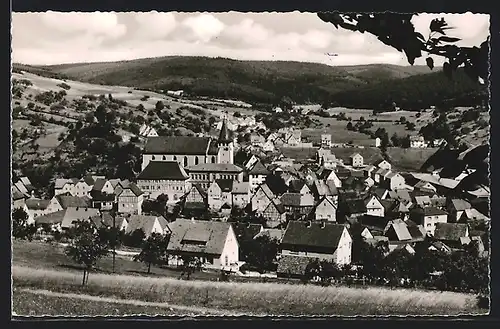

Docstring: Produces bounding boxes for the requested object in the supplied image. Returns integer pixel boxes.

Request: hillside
[14,57,433,105]
[327,68,488,111]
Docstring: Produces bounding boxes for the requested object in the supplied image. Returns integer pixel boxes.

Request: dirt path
[18,288,251,317]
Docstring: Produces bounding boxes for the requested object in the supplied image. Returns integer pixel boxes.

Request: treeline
[326,69,487,111]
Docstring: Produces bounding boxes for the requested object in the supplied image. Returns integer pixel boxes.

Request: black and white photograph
[11,11,490,317]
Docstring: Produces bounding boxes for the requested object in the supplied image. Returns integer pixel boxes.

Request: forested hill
[327,68,487,111]
[14,56,431,105]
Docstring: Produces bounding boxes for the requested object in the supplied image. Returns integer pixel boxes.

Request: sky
[11,12,490,67]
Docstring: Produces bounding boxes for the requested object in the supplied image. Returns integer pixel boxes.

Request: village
[12,109,490,287]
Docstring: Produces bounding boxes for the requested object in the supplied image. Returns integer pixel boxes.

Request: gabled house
[349,153,364,168]
[446,199,472,222]
[312,180,339,204]
[371,187,390,200]
[185,184,207,203]
[167,219,239,269]
[414,181,437,193]
[35,206,100,231]
[433,223,470,249]
[381,199,410,221]
[288,180,312,196]
[54,178,78,196]
[375,159,392,171]
[262,140,275,152]
[244,155,259,171]
[14,177,35,198]
[117,182,144,215]
[208,179,233,211]
[277,221,352,278]
[25,198,52,222]
[343,198,367,219]
[410,206,448,236]
[383,172,406,191]
[125,214,170,237]
[53,194,91,210]
[91,178,115,195]
[136,161,191,201]
[262,199,287,228]
[248,161,270,191]
[383,219,426,243]
[90,192,116,210]
[139,124,159,137]
[91,213,128,231]
[250,133,265,147]
[231,181,251,209]
[280,192,315,216]
[318,169,342,188]
[458,208,490,222]
[251,184,276,213]
[364,195,385,217]
[313,197,337,222]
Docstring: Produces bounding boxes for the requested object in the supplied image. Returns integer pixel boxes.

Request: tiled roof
[167,219,232,256]
[254,228,285,242]
[345,198,367,214]
[232,182,249,194]
[450,199,472,211]
[254,184,275,200]
[434,223,469,242]
[89,213,116,228]
[386,220,413,241]
[12,186,25,201]
[55,178,73,189]
[92,178,107,191]
[358,215,391,232]
[83,175,96,186]
[187,163,243,173]
[281,221,347,253]
[280,193,313,207]
[35,210,66,224]
[184,201,207,210]
[25,198,50,210]
[137,161,189,180]
[288,180,306,193]
[231,222,263,242]
[144,136,217,155]
[216,179,234,193]
[248,161,270,175]
[126,215,169,236]
[118,183,143,197]
[218,119,233,143]
[55,194,91,209]
[313,180,338,197]
[419,206,448,216]
[61,207,100,228]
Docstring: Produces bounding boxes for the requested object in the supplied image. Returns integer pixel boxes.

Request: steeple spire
[218,116,232,144]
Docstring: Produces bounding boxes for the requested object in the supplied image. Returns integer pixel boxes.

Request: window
[184,156,188,167]
[225,255,229,266]
[195,157,199,165]
[163,155,166,160]
[173,156,177,161]
[212,156,216,164]
[152,155,155,160]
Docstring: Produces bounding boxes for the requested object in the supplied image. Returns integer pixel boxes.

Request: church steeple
[218,117,232,144]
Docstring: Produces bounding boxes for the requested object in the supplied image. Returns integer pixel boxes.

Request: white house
[375,159,392,171]
[321,134,332,148]
[364,195,385,217]
[314,197,337,222]
[167,219,239,269]
[410,136,427,148]
[248,161,270,191]
[136,161,191,201]
[125,215,170,237]
[139,124,159,138]
[411,206,448,236]
[349,153,364,168]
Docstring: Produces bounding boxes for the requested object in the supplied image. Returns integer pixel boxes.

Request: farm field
[13,264,485,316]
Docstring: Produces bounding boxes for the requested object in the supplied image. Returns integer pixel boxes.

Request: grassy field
[13,265,485,316]
[12,288,186,317]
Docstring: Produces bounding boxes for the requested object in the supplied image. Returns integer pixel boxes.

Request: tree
[179,255,203,280]
[317,13,488,84]
[65,220,109,286]
[406,122,416,131]
[242,235,279,273]
[346,121,353,131]
[136,104,145,112]
[155,101,165,112]
[122,228,146,248]
[400,116,407,124]
[134,233,170,274]
[391,133,401,147]
[12,208,36,241]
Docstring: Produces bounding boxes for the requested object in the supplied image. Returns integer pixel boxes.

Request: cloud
[133,11,177,39]
[40,11,127,39]
[181,14,225,42]
[12,12,490,66]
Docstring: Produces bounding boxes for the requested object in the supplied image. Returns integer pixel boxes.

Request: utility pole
[112,214,116,273]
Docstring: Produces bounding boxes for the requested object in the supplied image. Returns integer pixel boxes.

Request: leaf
[415,32,426,42]
[426,57,434,70]
[429,18,447,34]
[437,36,461,43]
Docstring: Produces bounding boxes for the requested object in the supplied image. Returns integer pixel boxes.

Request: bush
[57,82,71,90]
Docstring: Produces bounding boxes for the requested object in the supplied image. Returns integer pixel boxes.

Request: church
[140,119,243,190]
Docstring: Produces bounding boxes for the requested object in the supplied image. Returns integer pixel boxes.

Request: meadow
[13,265,485,316]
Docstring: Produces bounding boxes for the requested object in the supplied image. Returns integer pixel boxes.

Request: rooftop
[137,161,189,181]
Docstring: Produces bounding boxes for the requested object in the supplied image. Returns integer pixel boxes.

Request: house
[343,198,367,219]
[363,165,377,178]
[136,161,191,201]
[318,169,342,188]
[375,159,392,171]
[185,184,207,204]
[125,215,170,237]
[375,137,381,148]
[313,197,337,222]
[187,163,244,190]
[364,195,385,217]
[12,186,28,210]
[90,192,115,211]
[312,180,339,204]
[90,213,128,231]
[413,195,432,208]
[91,178,115,195]
[371,187,390,200]
[381,199,410,221]
[139,124,159,137]
[244,155,259,171]
[356,215,392,237]
[349,153,364,168]
[384,219,426,243]
[372,168,388,184]
[250,133,265,147]
[52,194,91,210]
[458,208,490,222]
[410,206,448,236]
[117,182,144,215]
[414,180,437,193]
[207,179,233,211]
[383,172,406,191]
[231,222,264,245]
[14,177,35,197]
[277,221,352,278]
[262,140,275,152]
[34,207,100,231]
[25,198,52,223]
[446,199,472,222]
[231,181,251,209]
[262,200,287,228]
[280,193,315,216]
[321,134,332,148]
[410,135,427,148]
[433,223,470,249]
[167,219,239,269]
[251,184,276,213]
[248,161,270,191]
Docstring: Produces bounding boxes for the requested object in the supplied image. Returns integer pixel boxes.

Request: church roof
[144,136,217,155]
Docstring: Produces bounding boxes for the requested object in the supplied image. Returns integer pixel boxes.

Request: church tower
[217,117,234,164]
